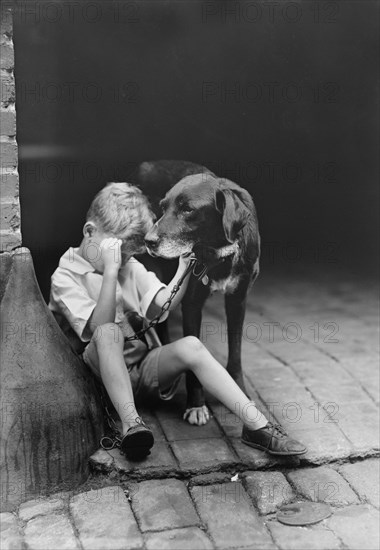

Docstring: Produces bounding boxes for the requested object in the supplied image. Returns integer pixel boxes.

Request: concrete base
[0,248,103,512]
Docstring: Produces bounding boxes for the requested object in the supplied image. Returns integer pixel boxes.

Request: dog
[132,160,260,425]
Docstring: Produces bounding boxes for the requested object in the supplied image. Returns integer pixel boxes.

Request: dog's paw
[183,405,210,426]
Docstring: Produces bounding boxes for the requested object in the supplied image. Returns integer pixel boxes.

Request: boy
[49,182,307,459]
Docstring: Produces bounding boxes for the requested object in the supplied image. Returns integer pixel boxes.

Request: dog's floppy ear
[215,188,249,243]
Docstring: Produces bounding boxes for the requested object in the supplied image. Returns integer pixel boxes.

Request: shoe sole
[121,430,154,460]
[241,438,307,456]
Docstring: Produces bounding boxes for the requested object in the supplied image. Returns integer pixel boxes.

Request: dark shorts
[82,329,181,402]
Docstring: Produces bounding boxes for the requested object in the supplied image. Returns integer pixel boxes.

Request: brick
[0,229,22,251]
[309,382,371,405]
[171,438,237,472]
[19,496,65,522]
[130,479,199,532]
[191,482,275,549]
[0,199,20,230]
[104,441,177,474]
[288,426,352,464]
[326,504,379,550]
[0,107,16,135]
[341,357,379,380]
[267,521,340,550]
[0,44,14,70]
[138,407,167,441]
[88,448,114,472]
[231,437,299,469]
[0,170,18,197]
[0,140,17,166]
[24,513,79,550]
[244,471,295,514]
[249,365,302,390]
[0,6,13,35]
[339,459,380,507]
[190,472,233,486]
[145,527,213,550]
[333,402,380,453]
[292,360,354,386]
[70,486,142,550]
[0,73,15,105]
[287,466,359,506]
[209,402,243,438]
[155,407,222,441]
[0,512,24,550]
[360,376,380,405]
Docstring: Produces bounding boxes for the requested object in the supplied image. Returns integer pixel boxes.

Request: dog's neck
[215,241,239,259]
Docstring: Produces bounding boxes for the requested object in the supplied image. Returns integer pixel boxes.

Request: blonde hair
[86,182,154,240]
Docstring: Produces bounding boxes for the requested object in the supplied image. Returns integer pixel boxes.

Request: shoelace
[266,422,288,438]
[134,416,146,428]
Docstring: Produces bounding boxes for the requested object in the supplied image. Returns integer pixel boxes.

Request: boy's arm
[86,238,122,333]
[146,254,193,319]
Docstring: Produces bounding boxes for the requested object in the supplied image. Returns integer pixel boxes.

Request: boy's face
[82,222,148,273]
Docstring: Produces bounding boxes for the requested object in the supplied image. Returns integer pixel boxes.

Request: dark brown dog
[132,160,260,425]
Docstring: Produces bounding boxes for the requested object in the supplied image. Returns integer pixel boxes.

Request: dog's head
[145,173,250,259]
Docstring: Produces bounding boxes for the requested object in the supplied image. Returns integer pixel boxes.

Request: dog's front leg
[181,278,211,425]
[224,282,251,394]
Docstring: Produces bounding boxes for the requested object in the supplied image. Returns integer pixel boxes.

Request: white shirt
[49,247,167,343]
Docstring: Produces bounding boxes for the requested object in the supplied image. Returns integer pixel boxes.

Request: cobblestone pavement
[1,268,379,549]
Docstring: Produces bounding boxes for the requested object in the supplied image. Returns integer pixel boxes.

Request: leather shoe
[120,418,154,459]
[241,422,307,456]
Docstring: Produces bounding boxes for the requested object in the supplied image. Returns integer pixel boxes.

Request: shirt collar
[59,247,96,275]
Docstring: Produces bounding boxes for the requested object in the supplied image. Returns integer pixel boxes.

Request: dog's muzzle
[144,236,159,256]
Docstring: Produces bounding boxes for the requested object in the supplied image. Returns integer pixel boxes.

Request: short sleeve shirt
[48,247,167,343]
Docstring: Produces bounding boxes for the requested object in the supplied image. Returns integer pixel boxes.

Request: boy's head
[82,182,154,269]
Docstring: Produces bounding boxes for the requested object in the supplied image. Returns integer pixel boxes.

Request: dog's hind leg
[181,278,211,425]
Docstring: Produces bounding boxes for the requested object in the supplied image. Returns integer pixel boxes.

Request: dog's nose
[144,235,159,249]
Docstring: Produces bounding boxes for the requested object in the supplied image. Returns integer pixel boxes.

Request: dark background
[13,0,379,300]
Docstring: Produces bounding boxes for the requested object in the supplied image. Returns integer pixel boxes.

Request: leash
[122,256,206,342]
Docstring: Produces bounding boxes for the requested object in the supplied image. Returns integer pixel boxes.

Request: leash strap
[123,256,207,341]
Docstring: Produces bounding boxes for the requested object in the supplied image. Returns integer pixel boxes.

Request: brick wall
[0,4,21,252]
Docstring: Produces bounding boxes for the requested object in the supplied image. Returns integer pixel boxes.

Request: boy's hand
[100,237,122,273]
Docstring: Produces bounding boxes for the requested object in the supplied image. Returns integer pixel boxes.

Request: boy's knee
[93,323,123,348]
[180,336,206,365]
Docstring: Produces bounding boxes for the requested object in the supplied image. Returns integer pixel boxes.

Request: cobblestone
[244,471,295,515]
[19,496,66,522]
[24,513,79,550]
[326,504,379,549]
[338,459,380,507]
[144,527,214,550]
[70,486,142,550]
[156,405,223,441]
[191,482,275,549]
[287,466,359,506]
[171,438,238,472]
[267,521,341,550]
[130,479,200,532]
[107,441,178,474]
[287,426,352,464]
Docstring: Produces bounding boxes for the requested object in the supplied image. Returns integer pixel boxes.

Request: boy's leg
[157,336,267,430]
[156,336,307,455]
[85,323,143,436]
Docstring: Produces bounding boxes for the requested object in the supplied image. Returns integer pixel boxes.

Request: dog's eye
[182,206,194,215]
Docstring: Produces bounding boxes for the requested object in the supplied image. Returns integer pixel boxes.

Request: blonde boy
[49,182,307,459]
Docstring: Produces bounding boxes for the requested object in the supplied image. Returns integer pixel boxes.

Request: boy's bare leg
[92,323,140,436]
[157,336,268,429]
